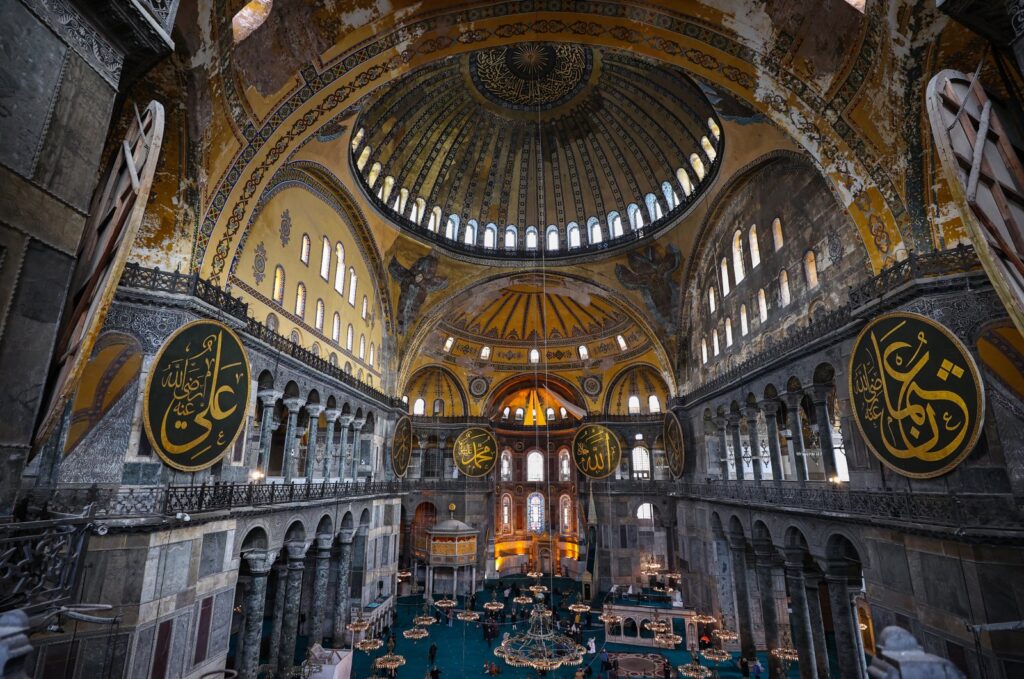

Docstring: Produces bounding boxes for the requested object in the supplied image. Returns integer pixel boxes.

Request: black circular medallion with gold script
[143,320,250,472]
[663,412,685,479]
[391,415,413,478]
[848,311,985,479]
[572,424,622,479]
[452,427,498,477]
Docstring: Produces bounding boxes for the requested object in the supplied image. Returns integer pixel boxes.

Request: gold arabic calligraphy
[453,428,497,476]
[573,425,621,479]
[392,416,412,477]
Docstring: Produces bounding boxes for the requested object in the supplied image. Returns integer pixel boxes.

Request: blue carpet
[350,586,803,679]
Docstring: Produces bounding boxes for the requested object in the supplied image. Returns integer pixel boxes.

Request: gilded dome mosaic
[350,42,723,260]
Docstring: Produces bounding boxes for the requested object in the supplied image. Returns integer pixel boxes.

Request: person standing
[739,656,750,678]
[752,659,763,679]
[428,642,437,664]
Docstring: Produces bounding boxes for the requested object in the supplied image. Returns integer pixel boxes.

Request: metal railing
[0,513,93,616]
[120,264,403,408]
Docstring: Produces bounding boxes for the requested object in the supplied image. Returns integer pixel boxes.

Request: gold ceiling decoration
[471,42,590,109]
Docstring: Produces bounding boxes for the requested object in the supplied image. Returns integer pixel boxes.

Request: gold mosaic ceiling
[351,42,722,258]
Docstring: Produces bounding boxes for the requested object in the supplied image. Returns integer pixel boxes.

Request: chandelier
[639,555,662,576]
[678,661,712,678]
[701,649,731,664]
[568,603,590,614]
[598,609,623,625]
[413,604,437,627]
[644,618,670,635]
[355,637,383,653]
[770,646,799,663]
[484,592,505,612]
[692,613,717,625]
[527,571,544,578]
[374,654,406,671]
[494,605,586,671]
[434,597,457,609]
[513,595,534,605]
[528,584,548,595]
[457,610,480,622]
[403,627,429,641]
[346,613,370,634]
[397,569,412,580]
[654,632,682,649]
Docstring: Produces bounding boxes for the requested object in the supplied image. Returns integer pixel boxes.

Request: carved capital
[258,389,283,407]
[243,549,276,575]
[324,408,341,422]
[283,397,305,413]
[305,404,325,418]
[285,540,307,562]
[315,533,334,552]
[806,383,833,406]
[339,414,355,427]
[758,399,780,417]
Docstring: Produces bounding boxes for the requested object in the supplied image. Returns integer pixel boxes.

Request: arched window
[578,345,589,360]
[527,452,544,482]
[588,217,602,244]
[529,348,540,364]
[344,362,352,375]
[732,230,745,283]
[712,329,720,356]
[804,251,819,288]
[617,335,628,351]
[608,212,624,238]
[758,288,768,322]
[525,227,538,250]
[443,336,454,352]
[645,193,663,221]
[361,296,369,320]
[329,353,338,367]
[295,283,306,318]
[356,146,371,171]
[502,407,511,420]
[648,395,661,413]
[545,407,555,422]
[432,399,444,416]
[320,237,331,279]
[632,446,651,479]
[311,343,320,357]
[413,398,425,416]
[290,329,301,345]
[358,335,366,359]
[780,270,791,306]
[725,318,733,347]
[628,395,641,414]
[720,258,731,296]
[348,268,357,306]
[484,223,497,249]
[267,313,279,332]
[662,181,679,210]
[527,493,544,533]
[300,234,310,264]
[701,338,708,364]
[740,305,749,336]
[273,266,285,304]
[500,452,512,481]
[427,206,441,232]
[413,198,426,224]
[501,494,513,533]
[395,187,408,213]
[560,495,572,534]
[505,225,517,249]
[701,136,717,163]
[708,287,716,313]
[773,217,784,251]
[708,118,721,141]
[567,222,581,248]
[480,346,491,360]
[444,215,459,240]
[636,502,654,521]
[627,203,644,231]
[315,299,324,330]
[749,225,761,269]
[515,407,524,421]
[559,407,567,419]
[559,451,571,481]
[334,243,345,294]
[690,154,706,181]
[367,163,381,188]
[368,344,375,367]
[346,324,354,351]
[546,226,559,251]
[676,167,693,197]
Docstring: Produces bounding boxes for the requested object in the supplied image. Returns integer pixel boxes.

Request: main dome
[350,42,722,260]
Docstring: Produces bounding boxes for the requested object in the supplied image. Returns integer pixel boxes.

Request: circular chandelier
[346,614,370,634]
[413,604,437,627]
[712,627,738,642]
[397,569,412,580]
[403,627,429,641]
[528,584,548,594]
[457,610,480,622]
[484,598,505,612]
[643,616,670,634]
[654,632,682,648]
[494,605,585,671]
[652,585,675,594]
[598,607,622,625]
[513,595,534,605]
[568,603,591,614]
[355,637,383,653]
[374,653,406,671]
[692,613,717,625]
[770,646,799,663]
[639,555,663,577]
[701,649,732,664]
[527,571,544,578]
[678,661,713,678]
[434,598,457,609]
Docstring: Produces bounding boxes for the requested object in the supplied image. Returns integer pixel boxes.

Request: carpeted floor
[350,580,817,679]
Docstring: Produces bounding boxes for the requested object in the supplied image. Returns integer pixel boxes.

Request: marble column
[267,563,287,671]
[809,385,839,481]
[782,393,809,482]
[323,409,339,478]
[309,534,333,648]
[305,404,324,482]
[332,535,354,647]
[713,416,729,479]
[752,540,780,675]
[759,400,785,483]
[240,549,275,679]
[337,414,354,481]
[256,390,282,477]
[728,414,746,481]
[804,573,831,679]
[282,398,304,483]
[744,407,764,482]
[349,417,366,479]
[784,552,818,679]
[825,568,863,679]
[278,540,306,673]
[728,534,757,659]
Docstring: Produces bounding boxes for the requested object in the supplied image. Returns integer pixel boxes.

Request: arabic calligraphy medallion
[143,320,251,472]
[391,415,413,478]
[452,427,498,477]
[663,412,685,479]
[848,312,984,479]
[572,424,622,479]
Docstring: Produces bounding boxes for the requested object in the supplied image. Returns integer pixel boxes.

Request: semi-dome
[351,41,722,260]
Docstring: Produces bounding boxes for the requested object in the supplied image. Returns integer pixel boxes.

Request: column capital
[758,399,780,416]
[305,404,325,418]
[315,533,334,552]
[283,397,305,413]
[338,413,355,426]
[806,383,833,406]
[338,529,355,545]
[711,416,728,431]
[258,389,283,406]
[284,540,308,562]
[781,391,804,408]
[727,533,747,551]
[324,408,341,422]
[751,537,777,560]
[243,549,277,575]
[783,547,809,571]
[725,411,742,429]
[351,417,367,430]
[743,406,760,423]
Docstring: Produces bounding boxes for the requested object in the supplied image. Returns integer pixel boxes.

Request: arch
[780,269,791,306]
[740,304,748,336]
[444,214,459,240]
[525,226,538,250]
[749,224,761,268]
[500,451,512,481]
[662,181,679,210]
[527,451,544,482]
[758,289,768,322]
[732,229,745,283]
[559,495,573,534]
[240,525,269,551]
[500,493,513,533]
[546,225,559,251]
[340,511,354,530]
[526,492,545,532]
[608,211,624,239]
[720,258,730,296]
[484,223,497,249]
[315,513,333,536]
[504,225,518,249]
[586,216,602,245]
[804,249,819,288]
[567,222,581,248]
[464,219,478,245]
[319,236,331,279]
[314,299,324,330]
[645,193,662,221]
[604,364,670,414]
[273,266,286,303]
[403,365,469,416]
[294,282,306,317]
[632,446,652,478]
[300,233,311,264]
[284,519,306,544]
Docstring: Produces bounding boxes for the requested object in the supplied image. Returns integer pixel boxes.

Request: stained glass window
[527,493,544,533]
